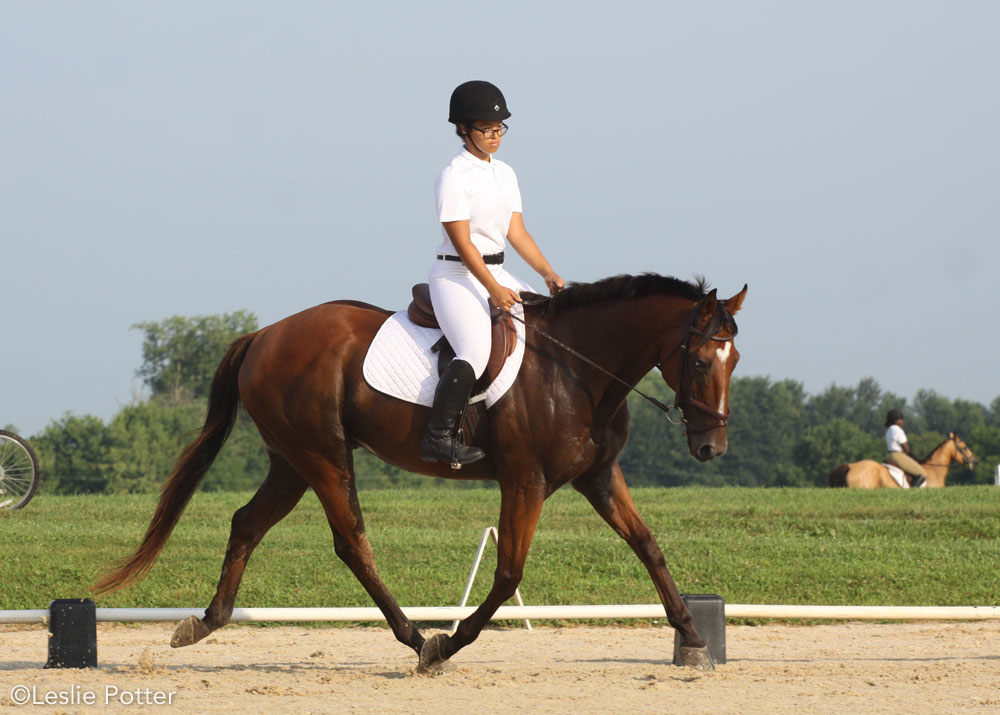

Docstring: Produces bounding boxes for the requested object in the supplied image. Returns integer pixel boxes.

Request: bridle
[926,435,977,469]
[954,436,977,467]
[510,293,738,434]
[924,434,979,469]
[656,295,737,434]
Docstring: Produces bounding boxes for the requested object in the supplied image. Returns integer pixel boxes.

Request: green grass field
[2,487,998,619]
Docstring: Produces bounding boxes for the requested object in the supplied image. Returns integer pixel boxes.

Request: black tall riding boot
[421,359,485,469]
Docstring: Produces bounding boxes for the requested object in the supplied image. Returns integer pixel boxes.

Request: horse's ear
[697,289,718,326]
[723,284,748,315]
[949,431,955,439]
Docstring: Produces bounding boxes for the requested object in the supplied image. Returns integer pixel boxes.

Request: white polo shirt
[434,148,523,257]
[886,424,907,452]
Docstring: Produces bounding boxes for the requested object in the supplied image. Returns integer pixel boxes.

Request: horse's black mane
[523,273,708,318]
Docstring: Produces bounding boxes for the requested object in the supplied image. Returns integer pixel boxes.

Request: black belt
[438,251,504,265]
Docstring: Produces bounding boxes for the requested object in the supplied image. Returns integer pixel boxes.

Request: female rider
[422,80,564,467]
[884,409,926,488]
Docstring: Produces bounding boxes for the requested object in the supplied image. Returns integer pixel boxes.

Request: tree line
[20,312,1000,494]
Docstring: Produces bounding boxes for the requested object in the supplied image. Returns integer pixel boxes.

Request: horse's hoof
[170,616,212,648]
[676,646,715,671]
[416,633,453,674]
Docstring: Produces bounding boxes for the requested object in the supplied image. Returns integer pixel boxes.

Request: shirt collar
[458,148,493,168]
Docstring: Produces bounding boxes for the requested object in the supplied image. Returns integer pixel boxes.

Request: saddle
[407,283,518,395]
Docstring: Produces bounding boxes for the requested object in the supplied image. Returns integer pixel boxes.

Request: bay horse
[94,273,747,672]
[828,433,977,488]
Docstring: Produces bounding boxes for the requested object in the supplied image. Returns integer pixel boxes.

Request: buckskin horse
[95,273,747,672]
[828,432,977,488]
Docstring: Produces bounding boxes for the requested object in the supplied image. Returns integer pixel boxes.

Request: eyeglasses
[468,123,508,139]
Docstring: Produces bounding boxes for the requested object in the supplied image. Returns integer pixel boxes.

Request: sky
[3,1,998,437]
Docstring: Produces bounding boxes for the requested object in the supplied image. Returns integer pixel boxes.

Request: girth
[407,283,518,394]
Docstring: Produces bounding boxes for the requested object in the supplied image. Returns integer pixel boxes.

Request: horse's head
[663,285,747,461]
[950,432,978,469]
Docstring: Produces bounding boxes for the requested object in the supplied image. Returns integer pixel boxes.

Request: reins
[507,308,679,418]
[508,294,737,431]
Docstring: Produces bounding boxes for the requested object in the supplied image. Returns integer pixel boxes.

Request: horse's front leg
[419,480,545,672]
[573,462,714,670]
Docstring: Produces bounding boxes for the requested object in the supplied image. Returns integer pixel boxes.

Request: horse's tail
[828,464,850,488]
[93,332,258,594]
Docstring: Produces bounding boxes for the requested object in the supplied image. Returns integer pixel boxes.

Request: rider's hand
[489,284,522,313]
[544,272,565,295]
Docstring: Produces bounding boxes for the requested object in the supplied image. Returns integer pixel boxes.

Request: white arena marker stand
[451,526,531,633]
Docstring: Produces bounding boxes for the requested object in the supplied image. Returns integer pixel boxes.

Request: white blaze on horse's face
[715,341,732,413]
[680,283,747,462]
[680,337,739,462]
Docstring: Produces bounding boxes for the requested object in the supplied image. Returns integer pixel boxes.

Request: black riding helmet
[448,80,511,124]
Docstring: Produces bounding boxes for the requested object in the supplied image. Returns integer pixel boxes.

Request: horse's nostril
[699,445,716,460]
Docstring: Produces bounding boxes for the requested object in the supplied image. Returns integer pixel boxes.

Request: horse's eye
[693,359,709,370]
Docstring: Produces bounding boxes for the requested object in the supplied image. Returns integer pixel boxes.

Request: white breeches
[428,259,534,378]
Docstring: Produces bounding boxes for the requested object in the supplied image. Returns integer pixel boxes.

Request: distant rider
[885,409,926,488]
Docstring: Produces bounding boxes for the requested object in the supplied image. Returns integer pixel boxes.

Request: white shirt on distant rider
[885,424,907,453]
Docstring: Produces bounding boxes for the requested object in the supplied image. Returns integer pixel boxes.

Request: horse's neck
[921,440,954,486]
[551,296,684,367]
[922,440,954,466]
[542,297,691,424]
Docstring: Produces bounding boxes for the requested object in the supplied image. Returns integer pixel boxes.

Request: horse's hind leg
[171,453,307,647]
[573,462,714,670]
[299,449,426,657]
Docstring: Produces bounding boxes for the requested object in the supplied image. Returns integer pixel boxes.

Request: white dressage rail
[2,604,999,625]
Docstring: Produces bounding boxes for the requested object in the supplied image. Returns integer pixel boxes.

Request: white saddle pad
[362,306,526,408]
[882,463,925,488]
[883,463,908,488]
